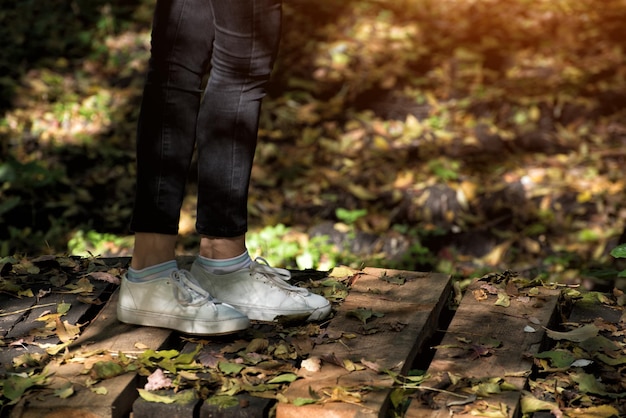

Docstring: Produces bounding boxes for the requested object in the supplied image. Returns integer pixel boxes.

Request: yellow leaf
[345,183,378,200]
[329,266,358,278]
[323,386,362,404]
[373,135,390,151]
[577,190,593,203]
[64,277,94,294]
[55,318,82,343]
[495,292,510,308]
[404,114,423,136]
[520,392,560,415]
[567,405,620,418]
[481,241,512,266]
[91,386,108,395]
[43,341,71,355]
[137,389,177,404]
[18,288,34,298]
[393,170,414,189]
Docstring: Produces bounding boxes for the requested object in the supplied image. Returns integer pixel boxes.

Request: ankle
[131,232,177,269]
[199,235,247,259]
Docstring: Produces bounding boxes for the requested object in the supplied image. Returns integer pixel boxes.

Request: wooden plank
[0,281,112,364]
[0,294,37,338]
[405,279,562,418]
[16,288,177,418]
[200,394,273,417]
[1,256,123,367]
[277,268,452,418]
[132,389,200,418]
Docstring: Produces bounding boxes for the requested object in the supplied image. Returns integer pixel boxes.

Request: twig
[411,386,473,399]
[0,303,56,317]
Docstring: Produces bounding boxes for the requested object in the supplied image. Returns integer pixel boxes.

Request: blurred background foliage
[2,0,626,284]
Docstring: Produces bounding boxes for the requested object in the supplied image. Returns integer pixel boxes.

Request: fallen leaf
[360,358,382,372]
[54,382,74,399]
[218,361,245,376]
[63,277,94,294]
[91,386,108,395]
[246,338,269,353]
[495,292,511,307]
[90,360,125,380]
[57,302,71,315]
[566,405,620,418]
[2,372,50,402]
[346,307,384,324]
[535,350,576,369]
[473,289,488,301]
[137,389,176,404]
[205,394,240,408]
[520,392,563,417]
[55,318,82,343]
[267,373,298,384]
[328,266,358,278]
[571,372,611,396]
[570,359,593,368]
[323,386,362,403]
[292,397,318,406]
[380,273,406,285]
[545,324,599,342]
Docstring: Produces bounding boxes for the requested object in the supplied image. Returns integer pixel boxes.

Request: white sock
[127,260,178,282]
[196,252,252,275]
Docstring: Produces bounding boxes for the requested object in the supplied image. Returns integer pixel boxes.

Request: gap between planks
[12,288,177,418]
[277,267,452,418]
[405,279,562,418]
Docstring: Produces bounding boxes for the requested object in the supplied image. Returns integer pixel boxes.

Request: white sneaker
[117,269,249,335]
[190,258,331,322]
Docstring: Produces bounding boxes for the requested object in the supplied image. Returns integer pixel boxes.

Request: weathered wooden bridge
[1,256,605,418]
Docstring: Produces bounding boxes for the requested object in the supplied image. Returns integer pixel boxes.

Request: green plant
[335,208,367,225]
[386,224,440,271]
[67,230,133,257]
[427,158,460,182]
[610,244,626,277]
[246,223,359,271]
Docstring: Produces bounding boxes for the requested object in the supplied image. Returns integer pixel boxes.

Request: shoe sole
[232,302,332,322]
[117,306,249,335]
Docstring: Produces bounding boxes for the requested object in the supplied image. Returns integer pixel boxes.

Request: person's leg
[119,0,248,334]
[191,0,330,322]
[195,0,282,241]
[199,236,247,260]
[130,0,215,260]
[131,233,178,270]
[194,0,278,273]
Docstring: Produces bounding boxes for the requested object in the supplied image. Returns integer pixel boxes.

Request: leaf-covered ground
[2,1,626,275]
[1,256,626,417]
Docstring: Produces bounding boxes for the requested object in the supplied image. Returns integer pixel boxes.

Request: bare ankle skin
[199,235,247,260]
[130,233,178,270]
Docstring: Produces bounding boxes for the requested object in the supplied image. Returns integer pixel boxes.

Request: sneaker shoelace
[171,269,215,307]
[250,257,309,295]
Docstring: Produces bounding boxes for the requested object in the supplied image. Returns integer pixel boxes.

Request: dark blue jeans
[130,0,282,237]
